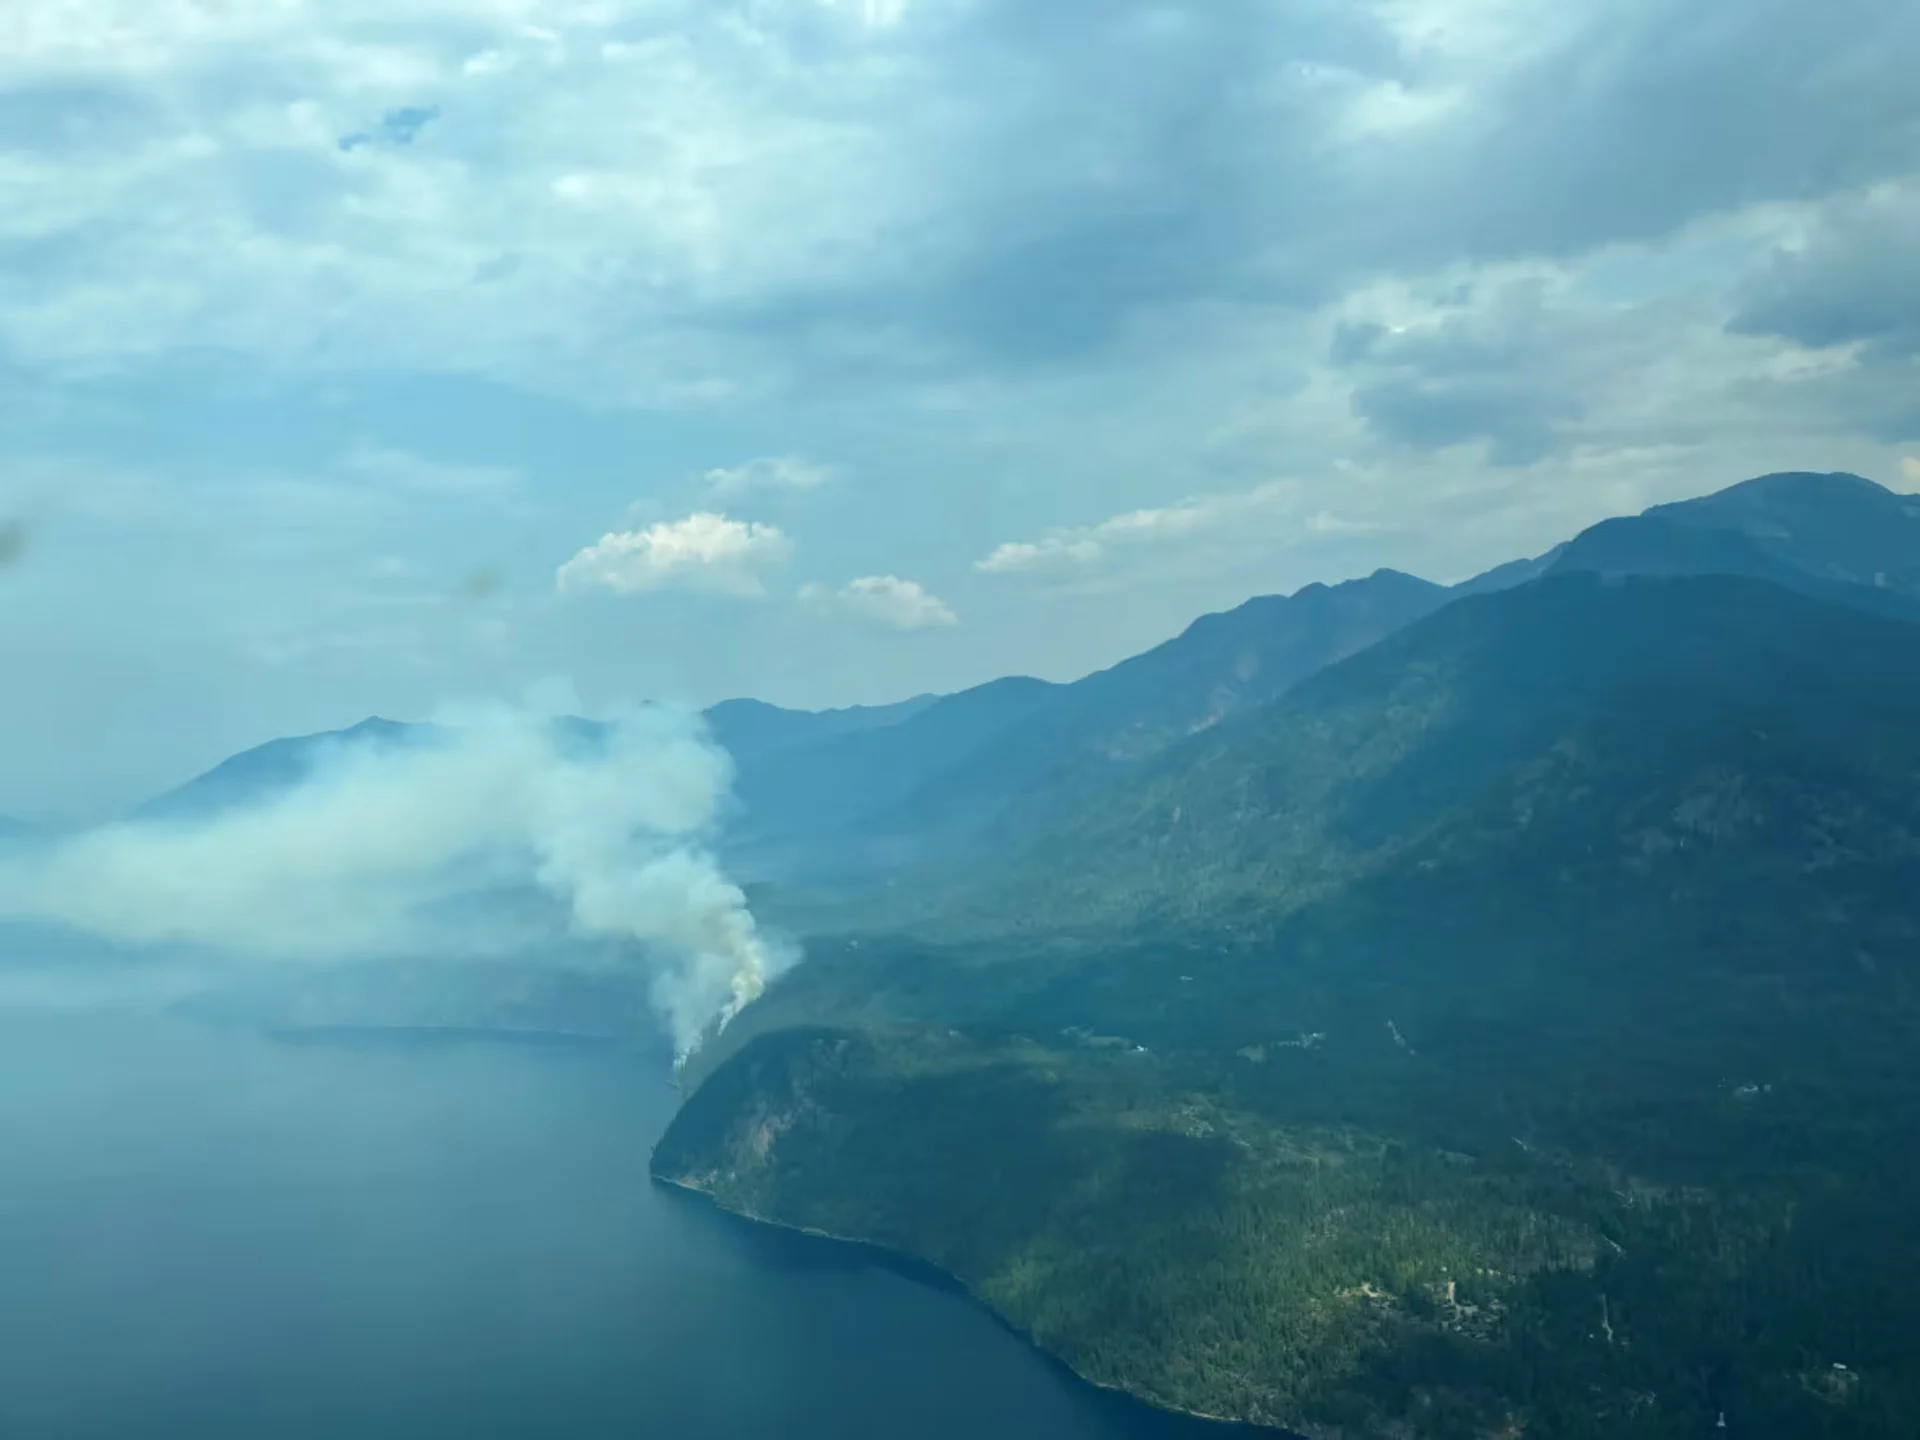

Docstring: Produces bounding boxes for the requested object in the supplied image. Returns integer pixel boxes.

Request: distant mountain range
[131,692,943,825]
[703,693,941,768]
[663,572,1920,1440]
[649,469,1920,1440]
[132,716,435,821]
[138,471,1920,868]
[729,469,1920,885]
[988,569,1920,934]
[70,466,1920,1437]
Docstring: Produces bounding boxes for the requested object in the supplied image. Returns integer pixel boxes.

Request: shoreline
[652,1173,1303,1439]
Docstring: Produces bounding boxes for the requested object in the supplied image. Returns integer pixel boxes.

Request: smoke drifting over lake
[0,705,792,1060]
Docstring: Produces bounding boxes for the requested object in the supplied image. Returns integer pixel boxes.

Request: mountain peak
[1633,467,1920,599]
[1649,470,1899,521]
[343,715,412,739]
[1710,468,1885,497]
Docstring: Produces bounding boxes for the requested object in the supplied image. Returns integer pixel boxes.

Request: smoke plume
[0,705,792,1061]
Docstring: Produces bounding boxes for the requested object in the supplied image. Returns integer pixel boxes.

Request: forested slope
[659,574,1920,1439]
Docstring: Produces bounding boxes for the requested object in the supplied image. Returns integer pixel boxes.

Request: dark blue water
[0,1011,1262,1440]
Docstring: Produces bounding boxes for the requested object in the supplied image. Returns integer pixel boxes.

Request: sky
[0,0,1916,821]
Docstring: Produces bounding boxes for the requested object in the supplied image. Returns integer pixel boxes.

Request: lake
[0,1010,1267,1440]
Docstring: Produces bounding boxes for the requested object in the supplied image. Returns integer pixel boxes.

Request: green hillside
[729,472,1920,899]
[723,569,1451,884]
[658,574,1920,1439]
[858,569,1451,848]
[986,570,1920,931]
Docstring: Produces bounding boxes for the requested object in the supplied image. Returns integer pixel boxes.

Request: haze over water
[0,1009,1258,1440]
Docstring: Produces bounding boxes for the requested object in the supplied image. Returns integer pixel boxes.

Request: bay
[0,1011,1263,1440]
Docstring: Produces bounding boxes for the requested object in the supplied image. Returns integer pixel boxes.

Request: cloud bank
[0,706,793,1061]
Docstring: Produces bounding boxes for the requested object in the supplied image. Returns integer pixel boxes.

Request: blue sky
[1,0,1917,819]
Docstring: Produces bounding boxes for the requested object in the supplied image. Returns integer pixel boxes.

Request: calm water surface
[0,1011,1262,1440]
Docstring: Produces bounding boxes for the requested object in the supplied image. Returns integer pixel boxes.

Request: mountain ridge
[132,716,440,821]
[658,567,1920,1438]
[728,469,1920,882]
[982,568,1920,930]
[91,466,1920,1436]
[132,470,1920,860]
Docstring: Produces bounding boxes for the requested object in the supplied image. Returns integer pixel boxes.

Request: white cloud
[702,455,836,499]
[556,512,793,597]
[1900,456,1920,491]
[976,481,1302,575]
[801,574,957,629]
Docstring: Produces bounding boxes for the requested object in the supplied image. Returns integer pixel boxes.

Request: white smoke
[0,704,793,1062]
